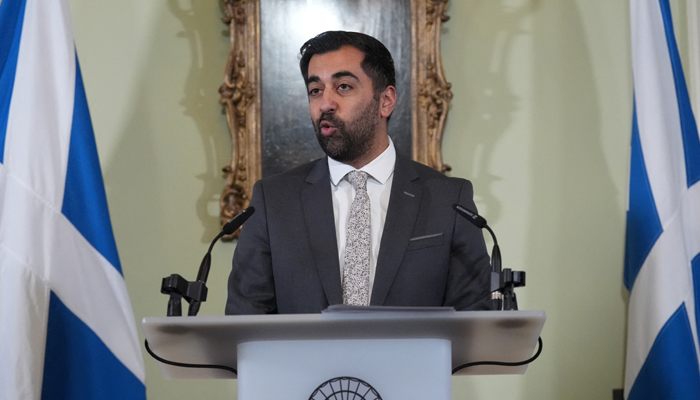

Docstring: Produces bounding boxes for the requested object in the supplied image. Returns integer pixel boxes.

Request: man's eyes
[307,83,353,97]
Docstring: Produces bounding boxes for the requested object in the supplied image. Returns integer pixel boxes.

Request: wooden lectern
[142,308,545,399]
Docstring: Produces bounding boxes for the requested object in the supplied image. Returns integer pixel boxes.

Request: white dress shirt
[328,138,396,295]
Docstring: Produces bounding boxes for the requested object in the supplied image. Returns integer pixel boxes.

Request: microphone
[453,203,499,269]
[452,204,524,310]
[453,203,488,229]
[222,206,256,236]
[161,207,255,317]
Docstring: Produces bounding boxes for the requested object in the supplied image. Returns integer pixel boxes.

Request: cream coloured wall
[65,0,661,399]
[442,1,630,398]
[69,0,237,398]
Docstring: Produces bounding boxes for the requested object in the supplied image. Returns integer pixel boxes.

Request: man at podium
[225,31,492,314]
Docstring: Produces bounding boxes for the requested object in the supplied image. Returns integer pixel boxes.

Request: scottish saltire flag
[0,0,146,398]
[624,0,700,399]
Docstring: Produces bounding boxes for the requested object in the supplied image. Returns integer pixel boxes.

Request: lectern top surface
[142,309,545,379]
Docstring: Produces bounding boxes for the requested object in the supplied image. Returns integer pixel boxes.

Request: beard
[313,98,380,164]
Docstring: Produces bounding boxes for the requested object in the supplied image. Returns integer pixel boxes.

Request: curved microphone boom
[189,207,255,316]
[196,207,256,285]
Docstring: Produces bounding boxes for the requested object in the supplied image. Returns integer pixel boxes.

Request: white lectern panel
[238,339,451,400]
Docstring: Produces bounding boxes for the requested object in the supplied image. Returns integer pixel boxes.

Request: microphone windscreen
[452,203,487,229]
[223,207,255,235]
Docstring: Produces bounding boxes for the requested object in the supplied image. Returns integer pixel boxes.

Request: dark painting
[260,0,412,177]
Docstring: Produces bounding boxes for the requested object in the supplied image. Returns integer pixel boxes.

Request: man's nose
[319,91,338,114]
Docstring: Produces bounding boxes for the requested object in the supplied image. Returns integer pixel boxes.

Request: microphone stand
[160,207,255,317]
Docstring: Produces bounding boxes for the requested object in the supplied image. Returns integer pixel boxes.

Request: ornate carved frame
[218,0,452,237]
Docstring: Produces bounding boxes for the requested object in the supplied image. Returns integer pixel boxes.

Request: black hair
[299,31,396,97]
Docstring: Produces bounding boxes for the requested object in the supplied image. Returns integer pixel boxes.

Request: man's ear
[379,86,397,118]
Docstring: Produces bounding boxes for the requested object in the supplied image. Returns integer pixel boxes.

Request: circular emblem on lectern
[309,376,382,400]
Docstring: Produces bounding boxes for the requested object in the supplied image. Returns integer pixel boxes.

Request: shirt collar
[328,137,396,185]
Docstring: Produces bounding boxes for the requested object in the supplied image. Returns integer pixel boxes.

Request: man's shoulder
[397,154,469,186]
[258,157,327,187]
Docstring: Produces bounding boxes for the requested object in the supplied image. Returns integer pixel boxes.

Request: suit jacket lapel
[371,155,422,305]
[301,158,343,305]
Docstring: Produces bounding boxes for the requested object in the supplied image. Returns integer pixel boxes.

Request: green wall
[65,0,688,399]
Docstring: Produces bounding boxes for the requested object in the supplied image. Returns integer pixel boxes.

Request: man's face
[306,46,381,163]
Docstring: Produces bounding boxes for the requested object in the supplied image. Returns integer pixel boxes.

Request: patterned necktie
[343,170,371,306]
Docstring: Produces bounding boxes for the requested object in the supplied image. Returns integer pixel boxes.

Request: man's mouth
[319,120,336,136]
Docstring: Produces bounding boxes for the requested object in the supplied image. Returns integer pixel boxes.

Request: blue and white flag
[0,0,146,398]
[625,0,700,398]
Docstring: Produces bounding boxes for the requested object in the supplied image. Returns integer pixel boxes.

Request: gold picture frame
[218,0,452,237]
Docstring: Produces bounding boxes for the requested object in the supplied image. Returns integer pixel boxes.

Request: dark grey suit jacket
[225,154,493,314]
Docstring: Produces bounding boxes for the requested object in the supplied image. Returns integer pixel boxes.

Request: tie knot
[346,170,369,190]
